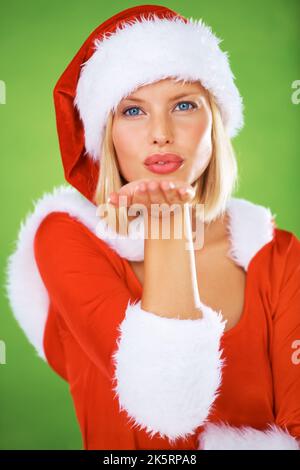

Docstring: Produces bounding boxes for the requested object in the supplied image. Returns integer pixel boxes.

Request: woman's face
[111,77,213,185]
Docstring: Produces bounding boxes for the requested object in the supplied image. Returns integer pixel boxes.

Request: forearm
[141,204,203,319]
[114,206,226,444]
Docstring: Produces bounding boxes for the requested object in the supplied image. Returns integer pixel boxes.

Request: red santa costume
[4,4,300,450]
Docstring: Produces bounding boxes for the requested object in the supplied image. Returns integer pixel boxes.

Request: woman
[5,4,300,450]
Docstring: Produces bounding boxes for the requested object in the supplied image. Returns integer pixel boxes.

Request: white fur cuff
[111,299,226,445]
[198,422,300,450]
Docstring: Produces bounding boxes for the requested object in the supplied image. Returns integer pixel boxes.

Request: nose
[153,135,172,145]
[150,114,174,146]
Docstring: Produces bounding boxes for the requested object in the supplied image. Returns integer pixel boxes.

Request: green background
[0,0,299,450]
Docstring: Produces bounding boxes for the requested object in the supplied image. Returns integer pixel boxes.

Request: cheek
[112,122,130,154]
[191,110,211,143]
[112,122,141,180]
[179,113,212,175]
[177,104,211,140]
[179,111,212,153]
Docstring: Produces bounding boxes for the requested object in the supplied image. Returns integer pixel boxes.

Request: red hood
[53,4,185,206]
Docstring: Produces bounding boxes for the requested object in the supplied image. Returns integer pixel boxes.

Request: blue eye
[175,101,197,111]
[122,101,197,117]
[123,106,142,117]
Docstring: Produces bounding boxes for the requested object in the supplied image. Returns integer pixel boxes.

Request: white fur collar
[4,184,275,361]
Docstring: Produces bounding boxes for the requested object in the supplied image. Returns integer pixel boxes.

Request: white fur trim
[111,299,226,444]
[74,14,244,161]
[4,184,275,362]
[226,198,275,270]
[97,196,276,268]
[95,208,144,262]
[198,422,300,450]
[4,184,142,360]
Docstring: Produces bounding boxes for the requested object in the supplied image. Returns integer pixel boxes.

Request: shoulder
[29,183,99,242]
[23,184,144,262]
[272,227,300,283]
[228,198,300,313]
[266,228,300,327]
[253,227,300,313]
[226,196,275,270]
[226,196,300,273]
[273,227,300,255]
[34,210,97,247]
[12,184,116,261]
[5,186,119,362]
[33,210,116,272]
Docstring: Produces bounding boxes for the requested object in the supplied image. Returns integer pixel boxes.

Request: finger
[146,180,172,219]
[178,186,196,203]
[131,183,149,216]
[108,192,118,206]
[160,180,180,205]
[146,180,168,205]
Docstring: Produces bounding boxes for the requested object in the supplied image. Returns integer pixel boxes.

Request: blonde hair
[94,91,239,234]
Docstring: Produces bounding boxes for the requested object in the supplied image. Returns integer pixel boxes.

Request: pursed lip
[144,153,184,166]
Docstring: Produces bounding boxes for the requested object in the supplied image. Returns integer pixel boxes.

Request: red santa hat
[53,4,244,204]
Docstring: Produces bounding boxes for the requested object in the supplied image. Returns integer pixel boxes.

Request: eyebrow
[121,91,202,103]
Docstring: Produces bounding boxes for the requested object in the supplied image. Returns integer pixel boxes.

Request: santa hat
[53,4,244,204]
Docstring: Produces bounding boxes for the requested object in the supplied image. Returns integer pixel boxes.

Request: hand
[108,179,196,221]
